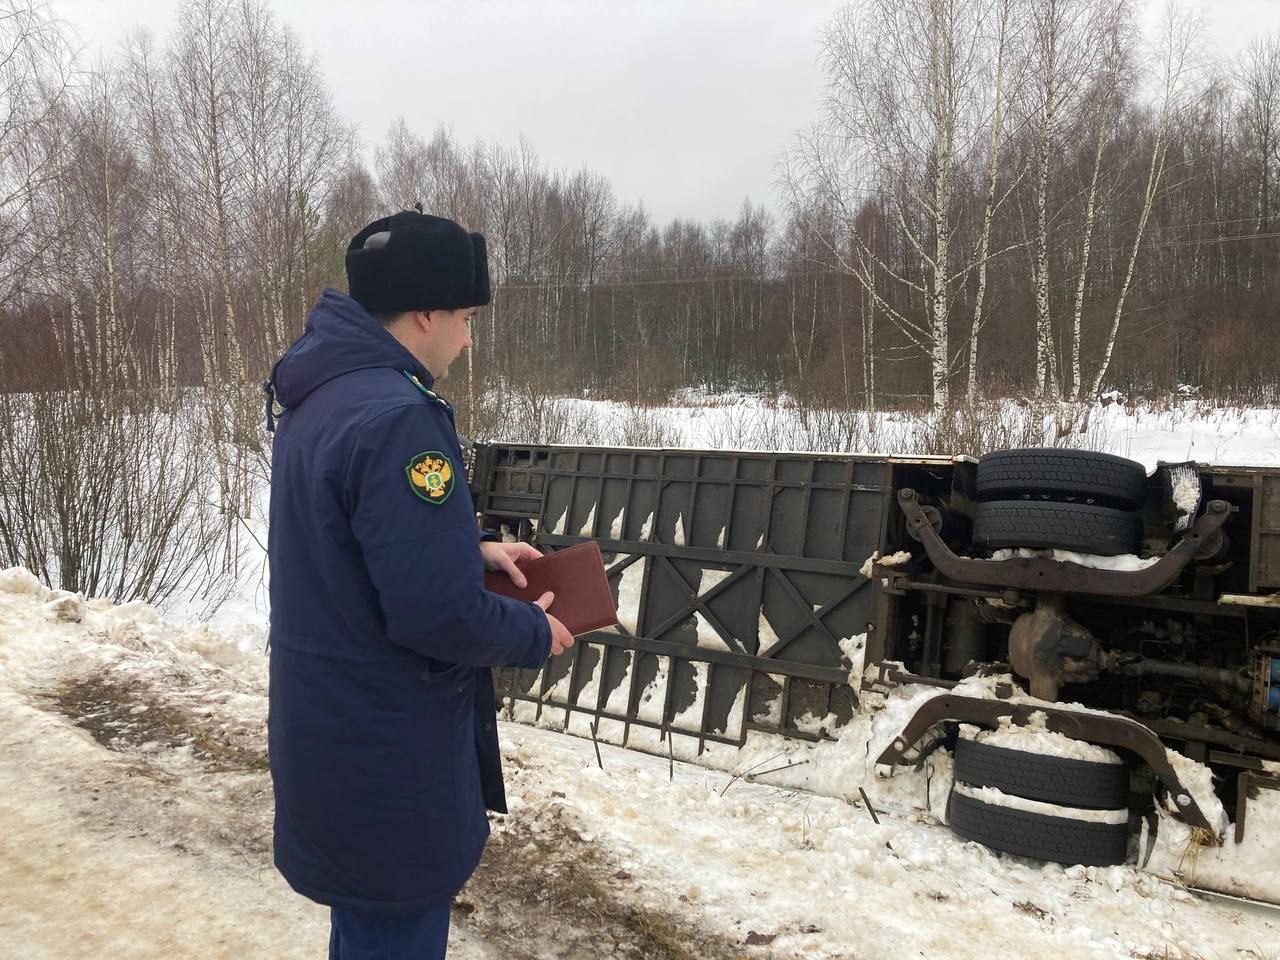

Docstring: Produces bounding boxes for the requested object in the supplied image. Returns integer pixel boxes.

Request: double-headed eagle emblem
[406,450,455,504]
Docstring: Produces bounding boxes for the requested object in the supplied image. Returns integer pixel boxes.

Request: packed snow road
[0,567,1276,959]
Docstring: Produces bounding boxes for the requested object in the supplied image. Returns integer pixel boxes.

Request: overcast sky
[50,0,1280,225]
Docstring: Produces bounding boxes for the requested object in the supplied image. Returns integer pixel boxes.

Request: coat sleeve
[345,402,551,668]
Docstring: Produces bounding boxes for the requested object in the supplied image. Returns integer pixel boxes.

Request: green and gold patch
[406,450,455,504]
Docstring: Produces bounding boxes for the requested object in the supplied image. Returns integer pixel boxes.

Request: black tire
[947,789,1129,866]
[954,738,1128,810]
[976,449,1148,510]
[973,500,1142,556]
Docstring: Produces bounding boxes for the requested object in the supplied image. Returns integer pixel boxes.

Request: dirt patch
[1013,900,1050,922]
[35,674,275,866]
[460,804,774,960]
[49,675,268,774]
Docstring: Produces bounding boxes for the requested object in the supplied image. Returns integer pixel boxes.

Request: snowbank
[1144,784,1280,904]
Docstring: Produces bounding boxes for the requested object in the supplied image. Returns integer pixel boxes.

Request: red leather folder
[483,540,618,637]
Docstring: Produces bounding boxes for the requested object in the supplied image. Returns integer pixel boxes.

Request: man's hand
[533,592,575,656]
[479,540,543,589]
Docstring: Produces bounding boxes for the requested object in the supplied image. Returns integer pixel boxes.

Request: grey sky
[51,0,1280,225]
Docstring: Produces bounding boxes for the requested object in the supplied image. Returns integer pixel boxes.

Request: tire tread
[976,449,1147,510]
[953,738,1127,810]
[947,789,1129,866]
[973,500,1143,556]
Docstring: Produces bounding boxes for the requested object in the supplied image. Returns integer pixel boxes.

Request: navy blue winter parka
[265,289,550,914]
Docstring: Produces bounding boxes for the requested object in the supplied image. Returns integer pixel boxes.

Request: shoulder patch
[405,450,455,504]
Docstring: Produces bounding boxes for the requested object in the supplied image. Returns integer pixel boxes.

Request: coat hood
[266,289,431,420]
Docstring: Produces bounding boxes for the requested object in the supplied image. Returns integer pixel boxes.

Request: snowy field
[500,393,1280,471]
[5,398,1280,958]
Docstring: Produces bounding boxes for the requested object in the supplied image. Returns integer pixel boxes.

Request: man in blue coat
[265,210,574,958]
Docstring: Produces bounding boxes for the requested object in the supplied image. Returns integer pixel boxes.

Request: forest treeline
[0,0,1278,417]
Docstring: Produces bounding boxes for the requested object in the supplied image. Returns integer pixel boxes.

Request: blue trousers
[328,902,451,960]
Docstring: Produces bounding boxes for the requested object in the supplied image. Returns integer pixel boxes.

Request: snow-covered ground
[527,394,1280,471]
[2,569,1279,959]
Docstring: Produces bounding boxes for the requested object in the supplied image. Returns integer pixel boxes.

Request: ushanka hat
[345,210,491,313]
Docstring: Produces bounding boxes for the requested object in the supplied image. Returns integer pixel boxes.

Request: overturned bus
[468,444,1280,903]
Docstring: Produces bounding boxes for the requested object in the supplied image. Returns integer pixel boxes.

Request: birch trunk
[1089,128,1169,398]
[1033,69,1056,401]
[101,150,122,384]
[1088,1,1195,398]
[1069,96,1111,400]
[966,0,1011,404]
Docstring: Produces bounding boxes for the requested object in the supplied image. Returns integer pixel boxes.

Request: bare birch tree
[0,0,70,311]
[1236,31,1280,288]
[1066,0,1132,399]
[964,0,1025,402]
[122,27,197,395]
[170,0,242,391]
[1019,0,1108,400]
[565,168,617,368]
[375,117,432,212]
[1088,0,1203,397]
[230,0,351,364]
[795,0,993,411]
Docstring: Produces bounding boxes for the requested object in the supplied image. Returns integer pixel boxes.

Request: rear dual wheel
[972,449,1148,556]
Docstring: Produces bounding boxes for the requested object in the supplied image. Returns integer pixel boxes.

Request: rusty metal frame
[873,692,1217,832]
[1142,718,1280,762]
[895,489,1231,598]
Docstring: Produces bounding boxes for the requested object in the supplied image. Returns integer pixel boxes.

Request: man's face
[421,307,475,379]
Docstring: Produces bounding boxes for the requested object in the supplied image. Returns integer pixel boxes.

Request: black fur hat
[345,211,491,313]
